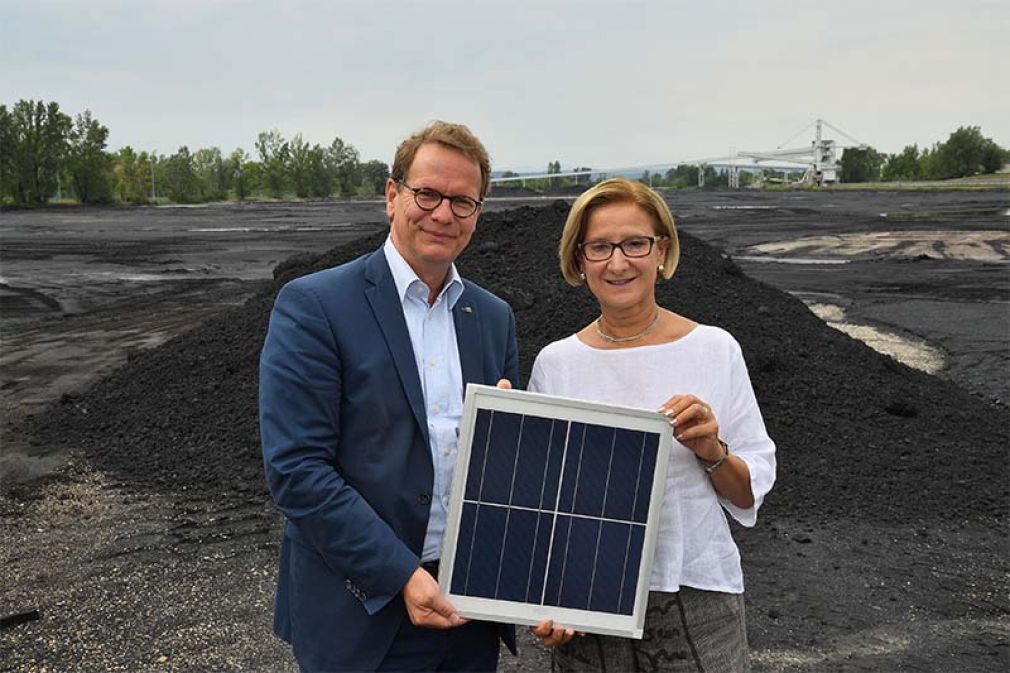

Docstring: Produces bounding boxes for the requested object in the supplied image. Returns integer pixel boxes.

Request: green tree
[227,148,251,200]
[665,164,699,188]
[66,110,114,203]
[287,134,313,198]
[162,146,200,203]
[4,99,72,203]
[113,146,152,203]
[703,166,727,189]
[0,105,14,202]
[256,129,289,198]
[326,137,360,196]
[839,146,884,183]
[917,144,944,180]
[936,126,1005,178]
[306,144,332,197]
[881,145,921,181]
[194,147,227,201]
[356,159,389,196]
[980,143,1009,174]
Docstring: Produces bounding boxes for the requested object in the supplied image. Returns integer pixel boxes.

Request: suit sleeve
[259,280,418,614]
[504,307,520,389]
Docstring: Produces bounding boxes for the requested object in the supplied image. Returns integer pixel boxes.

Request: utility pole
[150,155,156,202]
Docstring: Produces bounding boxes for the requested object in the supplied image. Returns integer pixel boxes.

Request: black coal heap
[34,202,1008,523]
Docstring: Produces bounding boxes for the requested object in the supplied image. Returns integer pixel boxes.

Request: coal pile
[30,202,1008,524]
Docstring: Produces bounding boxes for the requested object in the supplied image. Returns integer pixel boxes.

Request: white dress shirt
[383,237,465,562]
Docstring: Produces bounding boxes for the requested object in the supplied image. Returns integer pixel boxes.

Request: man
[259,121,518,671]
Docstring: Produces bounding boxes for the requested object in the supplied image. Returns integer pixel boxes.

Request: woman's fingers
[659,396,714,429]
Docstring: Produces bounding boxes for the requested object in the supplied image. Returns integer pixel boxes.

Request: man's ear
[385,178,398,224]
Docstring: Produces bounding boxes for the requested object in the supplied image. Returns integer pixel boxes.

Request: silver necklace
[596,309,661,344]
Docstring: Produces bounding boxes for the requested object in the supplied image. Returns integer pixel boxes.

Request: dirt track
[1,191,1008,672]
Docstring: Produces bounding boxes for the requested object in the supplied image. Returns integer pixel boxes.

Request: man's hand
[496,378,512,390]
[402,567,467,629]
[531,619,577,647]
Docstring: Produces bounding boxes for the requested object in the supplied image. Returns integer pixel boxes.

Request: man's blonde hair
[390,121,492,198]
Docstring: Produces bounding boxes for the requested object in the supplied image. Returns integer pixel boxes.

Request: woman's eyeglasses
[578,236,667,262]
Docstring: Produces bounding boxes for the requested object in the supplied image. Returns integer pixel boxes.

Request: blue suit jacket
[259,246,519,672]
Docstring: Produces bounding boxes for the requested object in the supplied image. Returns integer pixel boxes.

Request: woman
[528,178,776,672]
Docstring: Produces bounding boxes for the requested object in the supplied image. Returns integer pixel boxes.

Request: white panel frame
[439,384,672,639]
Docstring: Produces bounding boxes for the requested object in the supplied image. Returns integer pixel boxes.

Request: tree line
[2,100,1005,205]
[839,126,1008,183]
[0,99,390,205]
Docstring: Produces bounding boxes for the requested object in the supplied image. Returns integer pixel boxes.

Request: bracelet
[701,440,730,474]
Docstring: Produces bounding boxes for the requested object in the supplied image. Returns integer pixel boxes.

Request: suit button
[417,493,431,505]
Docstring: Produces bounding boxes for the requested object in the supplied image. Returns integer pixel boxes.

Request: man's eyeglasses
[578,236,667,262]
[397,179,483,218]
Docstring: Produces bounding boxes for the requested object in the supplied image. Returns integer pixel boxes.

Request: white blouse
[528,325,776,594]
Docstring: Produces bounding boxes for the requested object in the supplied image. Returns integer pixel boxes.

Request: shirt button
[417,493,431,505]
[432,404,440,413]
[443,446,451,456]
[429,358,438,367]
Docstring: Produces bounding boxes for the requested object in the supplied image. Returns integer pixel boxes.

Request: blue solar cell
[619,524,646,615]
[557,422,585,512]
[451,502,478,595]
[555,516,602,610]
[603,429,646,521]
[464,409,492,501]
[481,412,522,505]
[495,508,538,602]
[541,419,565,509]
[541,514,570,607]
[572,424,614,517]
[524,512,554,603]
[632,434,659,524]
[590,522,635,614]
[510,415,553,509]
[462,503,508,598]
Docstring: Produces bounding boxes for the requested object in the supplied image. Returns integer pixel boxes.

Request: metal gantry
[489,119,867,189]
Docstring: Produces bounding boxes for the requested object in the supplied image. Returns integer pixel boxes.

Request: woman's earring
[658,264,664,272]
[579,272,586,280]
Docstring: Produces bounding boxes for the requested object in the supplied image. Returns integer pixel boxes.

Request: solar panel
[439,384,672,639]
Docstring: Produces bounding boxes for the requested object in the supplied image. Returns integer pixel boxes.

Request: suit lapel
[364,251,429,445]
[453,288,483,388]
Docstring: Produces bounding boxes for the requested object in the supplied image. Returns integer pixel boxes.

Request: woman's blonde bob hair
[559,178,680,286]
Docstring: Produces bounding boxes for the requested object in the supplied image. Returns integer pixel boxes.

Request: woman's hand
[658,394,722,463]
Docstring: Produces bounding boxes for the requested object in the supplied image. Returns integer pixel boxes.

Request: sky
[3,0,1008,172]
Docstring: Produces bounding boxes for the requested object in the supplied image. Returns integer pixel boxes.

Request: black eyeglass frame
[577,235,668,262]
[396,179,483,218]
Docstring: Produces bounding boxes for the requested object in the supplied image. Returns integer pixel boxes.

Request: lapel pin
[462,306,473,314]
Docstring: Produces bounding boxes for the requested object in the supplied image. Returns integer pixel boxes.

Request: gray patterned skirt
[552,587,749,673]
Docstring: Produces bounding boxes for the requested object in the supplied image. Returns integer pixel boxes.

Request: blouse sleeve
[718,337,777,527]
[527,351,547,393]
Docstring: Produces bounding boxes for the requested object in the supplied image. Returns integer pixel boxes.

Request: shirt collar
[383,236,464,308]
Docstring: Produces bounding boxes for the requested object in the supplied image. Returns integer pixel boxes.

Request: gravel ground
[2,198,1008,672]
